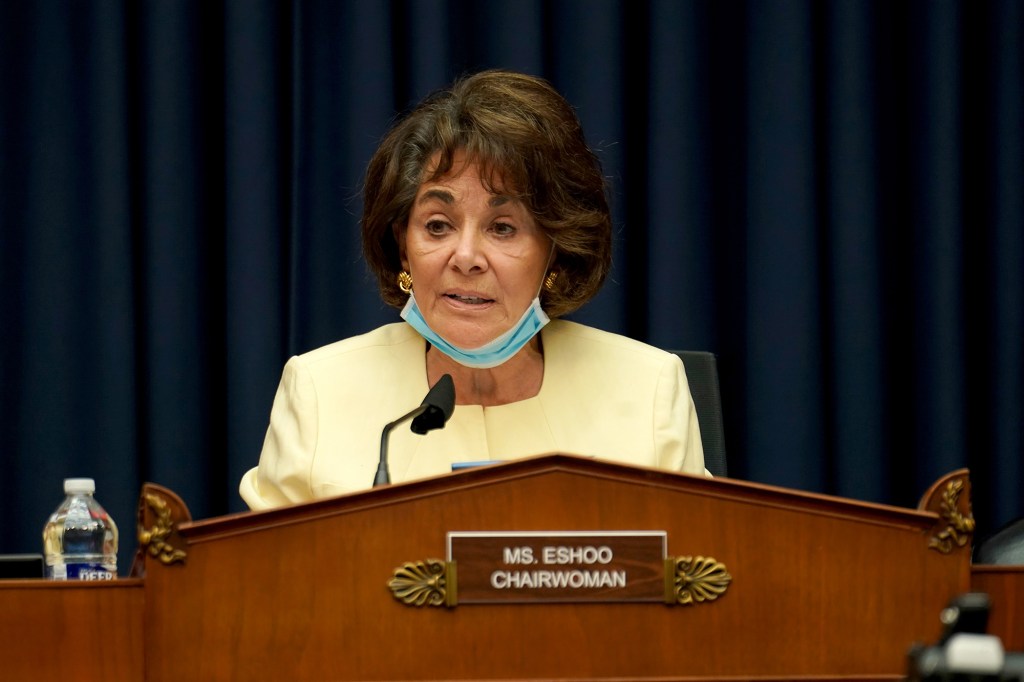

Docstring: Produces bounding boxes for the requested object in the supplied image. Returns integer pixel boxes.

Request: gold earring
[397,271,413,294]
[544,271,558,291]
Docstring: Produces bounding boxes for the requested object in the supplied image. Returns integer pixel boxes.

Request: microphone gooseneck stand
[374,374,456,487]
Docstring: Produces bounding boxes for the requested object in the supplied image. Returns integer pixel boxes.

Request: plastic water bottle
[42,478,118,580]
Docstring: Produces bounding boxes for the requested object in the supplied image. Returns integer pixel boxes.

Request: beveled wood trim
[179,453,947,544]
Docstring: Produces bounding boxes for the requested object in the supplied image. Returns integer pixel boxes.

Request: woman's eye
[491,222,516,237]
[424,219,450,236]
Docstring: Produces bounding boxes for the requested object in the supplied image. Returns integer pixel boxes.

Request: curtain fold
[827,0,885,500]
[1,0,1021,571]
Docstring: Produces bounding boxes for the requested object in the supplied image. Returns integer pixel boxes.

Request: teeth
[450,294,487,304]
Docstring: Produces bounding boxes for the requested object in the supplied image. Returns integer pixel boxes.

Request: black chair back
[672,350,727,477]
[975,518,1024,565]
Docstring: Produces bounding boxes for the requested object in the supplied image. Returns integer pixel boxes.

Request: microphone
[373,374,456,487]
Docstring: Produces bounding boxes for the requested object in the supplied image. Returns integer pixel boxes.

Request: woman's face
[399,152,551,349]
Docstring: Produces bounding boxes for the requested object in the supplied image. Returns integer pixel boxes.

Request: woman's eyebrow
[418,188,454,204]
[417,189,514,207]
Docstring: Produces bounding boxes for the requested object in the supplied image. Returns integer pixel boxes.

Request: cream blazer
[240,320,706,510]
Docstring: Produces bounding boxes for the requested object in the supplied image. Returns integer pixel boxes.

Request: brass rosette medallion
[388,559,453,607]
[665,555,731,605]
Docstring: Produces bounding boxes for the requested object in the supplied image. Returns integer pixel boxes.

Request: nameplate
[446,531,666,604]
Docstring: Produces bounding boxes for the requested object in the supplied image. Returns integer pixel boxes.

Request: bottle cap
[63,478,96,494]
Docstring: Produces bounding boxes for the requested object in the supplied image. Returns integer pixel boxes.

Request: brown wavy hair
[361,70,612,318]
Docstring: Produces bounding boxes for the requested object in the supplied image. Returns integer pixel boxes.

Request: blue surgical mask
[401,293,550,369]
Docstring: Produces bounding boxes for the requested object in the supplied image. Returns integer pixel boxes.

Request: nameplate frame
[446,530,667,604]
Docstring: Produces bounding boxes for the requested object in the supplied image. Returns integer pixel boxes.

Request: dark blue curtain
[2,0,1021,573]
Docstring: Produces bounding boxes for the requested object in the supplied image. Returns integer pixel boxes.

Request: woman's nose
[449,228,488,273]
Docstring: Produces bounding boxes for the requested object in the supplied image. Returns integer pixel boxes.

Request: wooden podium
[2,454,1014,681]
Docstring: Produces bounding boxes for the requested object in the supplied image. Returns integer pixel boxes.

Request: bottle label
[52,563,116,580]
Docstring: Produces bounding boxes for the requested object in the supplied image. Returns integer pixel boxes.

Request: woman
[240,70,705,510]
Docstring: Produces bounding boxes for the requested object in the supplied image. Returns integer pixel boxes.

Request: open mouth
[446,293,492,305]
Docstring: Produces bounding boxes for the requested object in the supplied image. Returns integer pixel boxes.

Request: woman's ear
[393,223,408,270]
